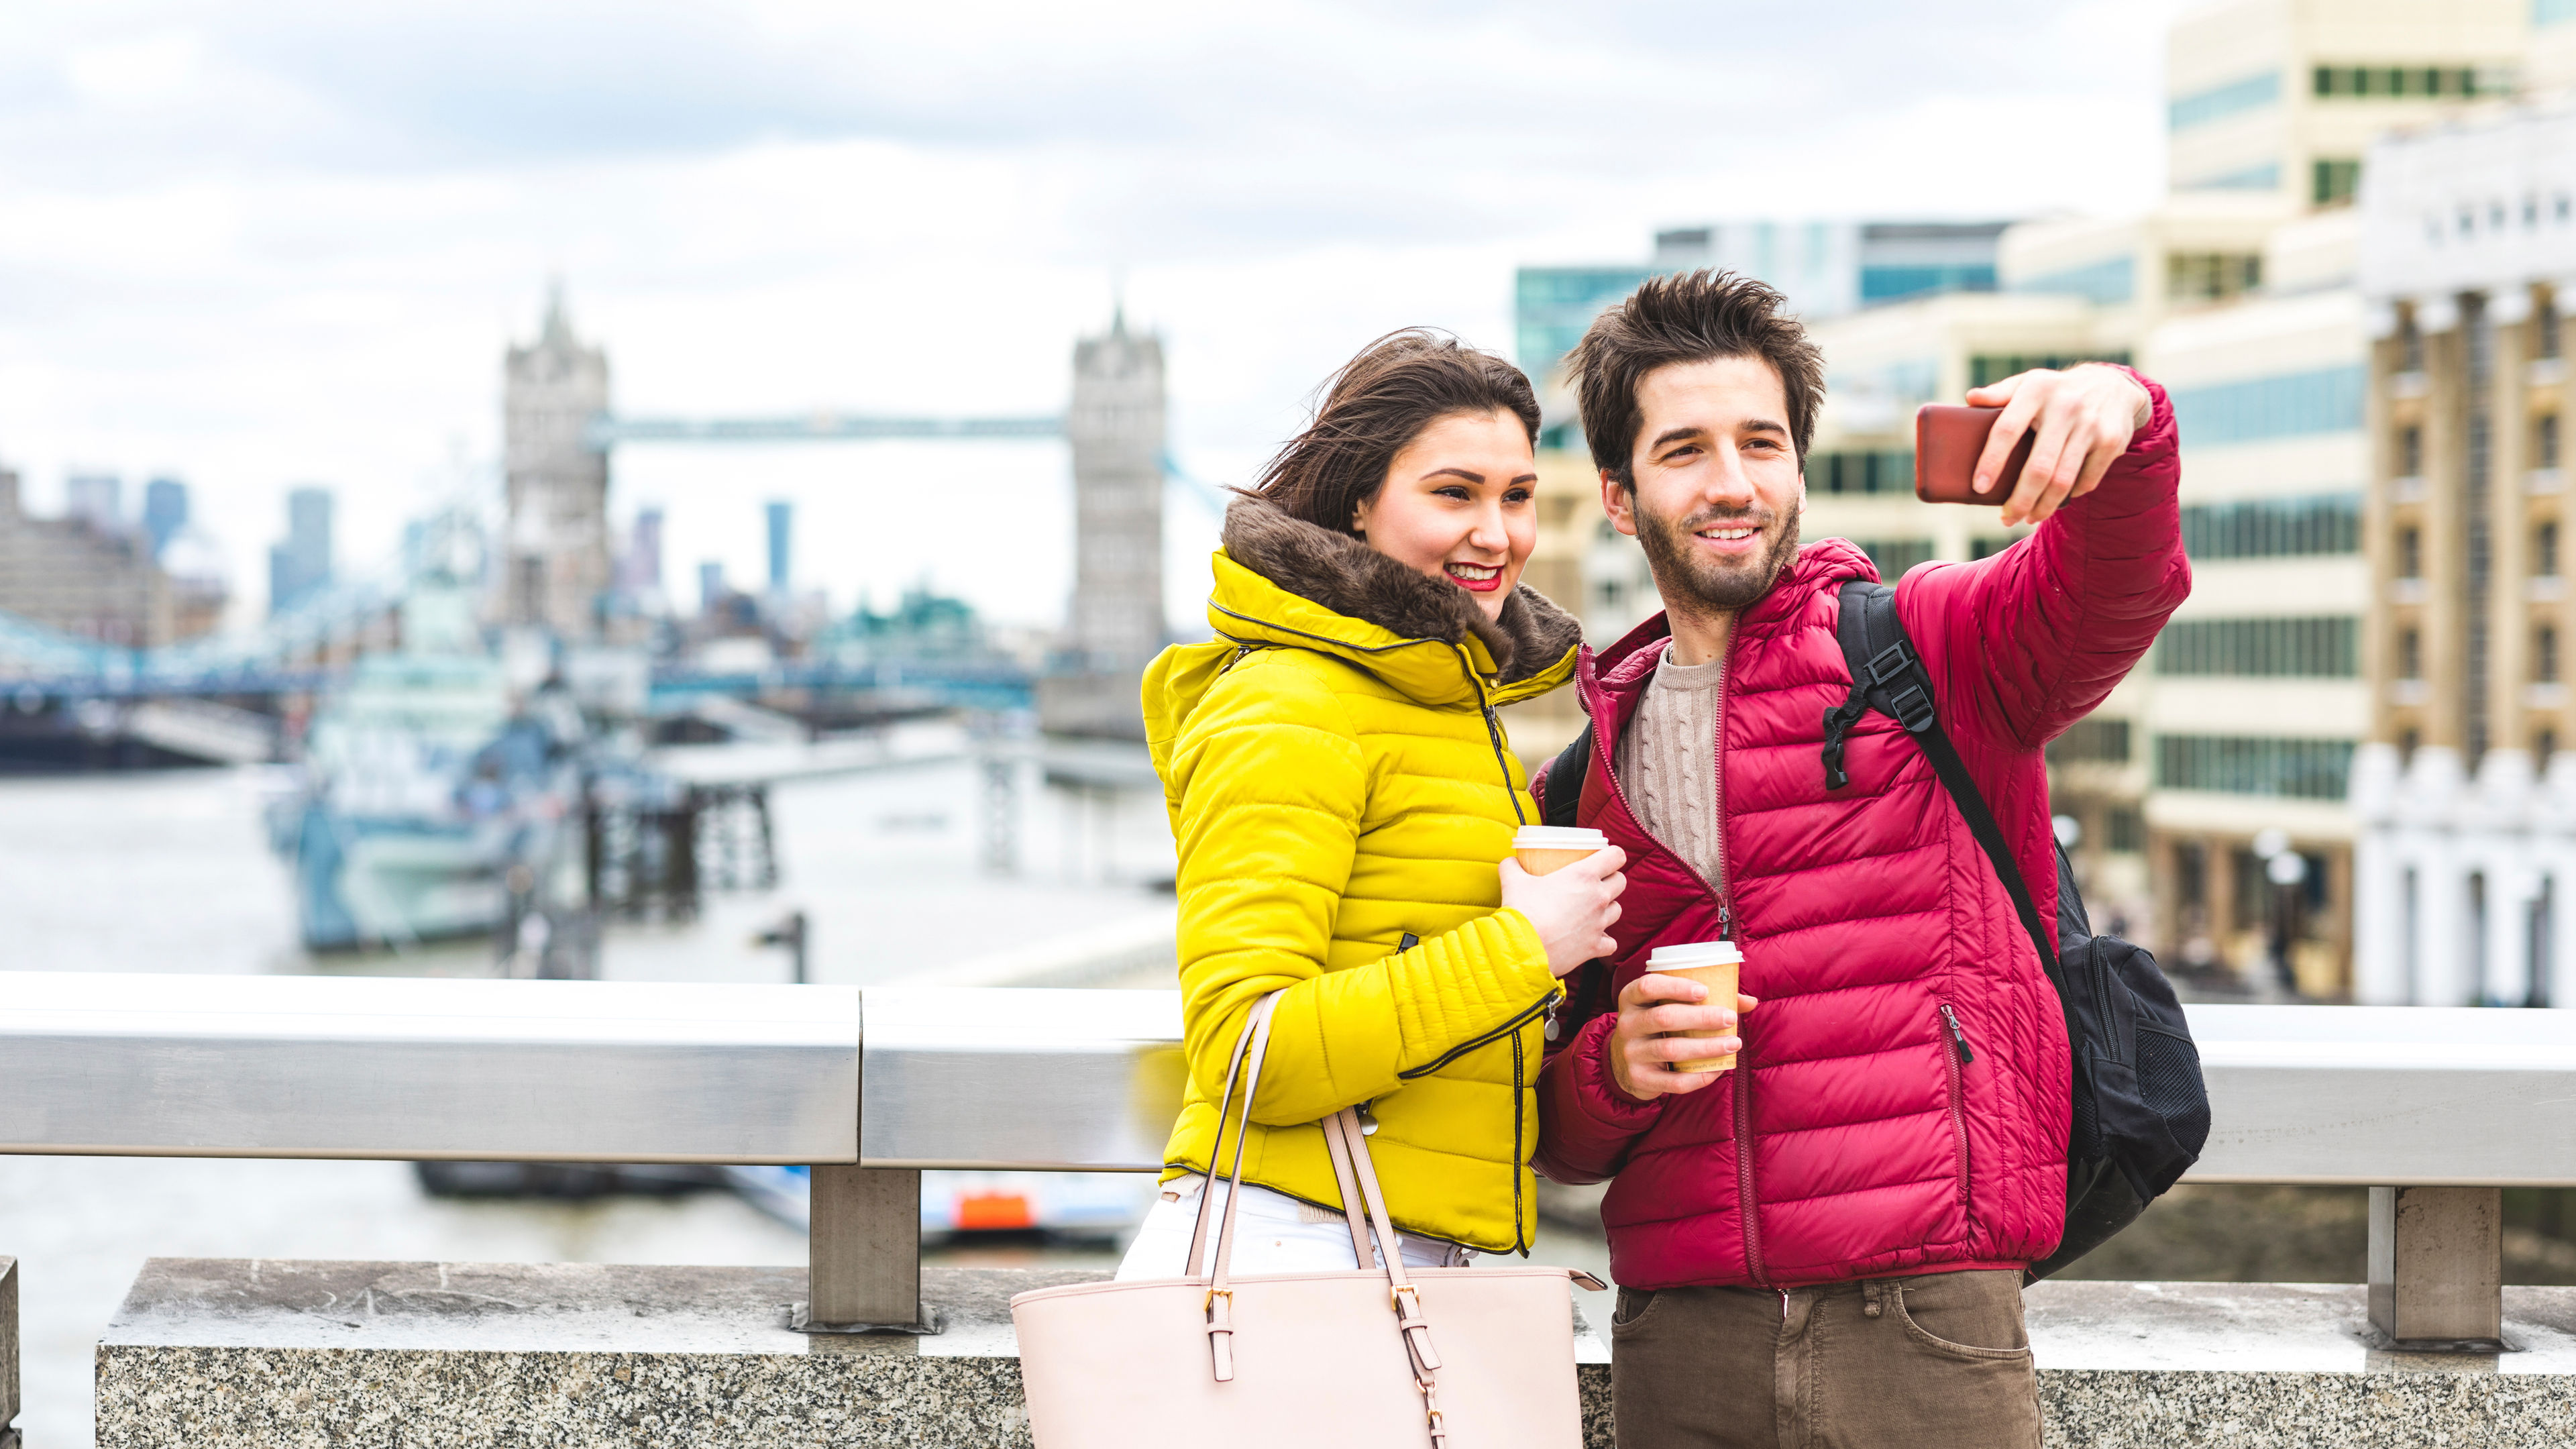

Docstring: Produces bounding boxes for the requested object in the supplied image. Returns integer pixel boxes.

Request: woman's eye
[1435,486,1471,500]
[1505,488,1533,503]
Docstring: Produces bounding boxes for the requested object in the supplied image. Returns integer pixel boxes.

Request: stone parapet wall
[93,1259,2576,1448]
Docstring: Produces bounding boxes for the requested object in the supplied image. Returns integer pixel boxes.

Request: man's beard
[1632,498,1803,614]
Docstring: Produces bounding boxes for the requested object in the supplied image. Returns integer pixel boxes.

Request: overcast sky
[0,0,2191,629]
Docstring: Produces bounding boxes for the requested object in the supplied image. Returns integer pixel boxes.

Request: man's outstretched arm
[1897,364,2188,751]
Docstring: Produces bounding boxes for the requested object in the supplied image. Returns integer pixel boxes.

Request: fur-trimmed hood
[1217,495,1582,688]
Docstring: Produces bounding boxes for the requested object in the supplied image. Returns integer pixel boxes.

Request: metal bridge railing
[0,974,2557,1347]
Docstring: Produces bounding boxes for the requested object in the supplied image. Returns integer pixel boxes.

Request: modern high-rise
[142,478,188,557]
[2349,93,2576,1006]
[765,501,793,597]
[1038,311,1167,739]
[502,286,612,639]
[267,487,334,618]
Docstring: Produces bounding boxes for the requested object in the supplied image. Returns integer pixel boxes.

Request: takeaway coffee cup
[1648,940,1743,1073]
[1513,825,1611,876]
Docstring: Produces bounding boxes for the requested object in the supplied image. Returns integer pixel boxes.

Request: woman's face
[1349,410,1538,623]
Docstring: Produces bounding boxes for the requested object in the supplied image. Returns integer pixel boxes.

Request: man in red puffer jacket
[1532,270,2186,1448]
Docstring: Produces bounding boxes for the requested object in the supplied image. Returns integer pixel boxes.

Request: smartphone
[1914,405,2039,506]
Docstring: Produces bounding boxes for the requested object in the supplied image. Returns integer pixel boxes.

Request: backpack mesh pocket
[2135,1023,2211,1152]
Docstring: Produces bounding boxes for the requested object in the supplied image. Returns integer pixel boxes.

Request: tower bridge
[0,290,1171,743]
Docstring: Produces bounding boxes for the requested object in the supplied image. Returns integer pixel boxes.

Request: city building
[2165,0,2523,208]
[0,466,175,647]
[502,287,612,639]
[63,473,121,533]
[765,501,793,598]
[2350,93,2576,1007]
[267,487,335,618]
[142,478,188,557]
[1038,311,1167,740]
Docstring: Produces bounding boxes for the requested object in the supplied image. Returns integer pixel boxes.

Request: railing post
[804,1166,928,1332]
[2367,1185,2504,1349]
[2,1254,19,1449]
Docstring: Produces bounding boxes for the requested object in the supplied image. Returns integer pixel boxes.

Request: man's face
[1600,355,1807,615]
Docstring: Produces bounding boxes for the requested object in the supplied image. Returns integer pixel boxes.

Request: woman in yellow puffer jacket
[1115,331,1628,1274]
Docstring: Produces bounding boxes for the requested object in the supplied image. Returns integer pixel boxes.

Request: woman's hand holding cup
[1499,834,1625,977]
[1608,973,1761,1102]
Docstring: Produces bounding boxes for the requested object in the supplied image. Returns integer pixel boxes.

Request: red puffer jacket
[1534,377,2185,1291]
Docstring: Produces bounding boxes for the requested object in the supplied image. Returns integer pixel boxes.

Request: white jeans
[1115,1175,1473,1281]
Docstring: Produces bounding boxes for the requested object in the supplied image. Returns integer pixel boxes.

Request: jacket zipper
[1397,992,1559,1079]
[1470,662,1529,826]
[1939,1002,1973,1206]
[1707,627,1765,1287]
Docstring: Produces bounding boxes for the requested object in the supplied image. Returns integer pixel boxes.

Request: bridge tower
[502,286,612,639]
[1040,311,1166,739]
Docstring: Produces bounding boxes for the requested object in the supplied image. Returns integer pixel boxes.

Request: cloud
[0,0,2192,625]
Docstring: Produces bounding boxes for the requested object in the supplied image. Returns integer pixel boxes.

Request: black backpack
[1539,579,2211,1280]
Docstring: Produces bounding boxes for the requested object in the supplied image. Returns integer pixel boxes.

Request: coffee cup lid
[1649,939,1742,969]
[1513,826,1609,850]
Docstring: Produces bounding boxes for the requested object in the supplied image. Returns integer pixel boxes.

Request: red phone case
[1914,405,2037,506]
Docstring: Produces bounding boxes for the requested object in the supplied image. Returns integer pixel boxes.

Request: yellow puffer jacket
[1146,497,1583,1252]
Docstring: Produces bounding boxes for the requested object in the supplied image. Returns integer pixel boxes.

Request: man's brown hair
[1568,269,1826,490]
[1246,328,1540,535]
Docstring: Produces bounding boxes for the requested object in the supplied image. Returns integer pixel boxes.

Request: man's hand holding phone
[1961,364,2153,527]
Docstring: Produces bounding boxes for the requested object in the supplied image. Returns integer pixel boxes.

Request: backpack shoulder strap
[1540,722,1593,828]
[1823,578,2063,984]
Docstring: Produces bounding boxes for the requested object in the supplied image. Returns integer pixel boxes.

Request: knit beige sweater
[1611,643,1726,892]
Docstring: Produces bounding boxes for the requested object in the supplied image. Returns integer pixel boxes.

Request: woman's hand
[1607,975,1761,1102]
[1499,847,1627,977]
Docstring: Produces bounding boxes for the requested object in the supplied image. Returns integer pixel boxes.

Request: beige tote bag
[1011,992,1603,1448]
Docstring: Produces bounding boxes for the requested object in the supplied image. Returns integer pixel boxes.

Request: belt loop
[1862,1279,1886,1318]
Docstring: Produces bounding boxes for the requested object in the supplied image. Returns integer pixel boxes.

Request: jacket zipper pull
[1718,904,1732,939]
[1939,1004,1976,1065]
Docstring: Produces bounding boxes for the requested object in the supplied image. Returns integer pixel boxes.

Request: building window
[2400,424,2424,478]
[2542,413,2563,470]
[1968,352,2131,389]
[2543,303,2565,360]
[1815,451,1919,494]
[2540,625,2562,684]
[2047,716,2133,764]
[2009,256,2135,306]
[2168,366,2366,445]
[2539,521,2561,578]
[2155,616,2359,677]
[2400,629,2423,680]
[2312,160,2362,208]
[2106,806,2147,853]
[2399,526,2423,578]
[2180,490,2361,559]
[2311,65,2500,99]
[2402,315,2425,373]
[2544,728,2561,765]
[2167,253,2264,303]
[1843,537,1935,576]
[2155,735,2357,800]
[2171,71,2282,131]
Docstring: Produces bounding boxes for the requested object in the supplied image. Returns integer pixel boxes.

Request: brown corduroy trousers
[1607,1269,2042,1449]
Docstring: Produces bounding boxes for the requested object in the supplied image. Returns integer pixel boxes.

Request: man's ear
[1599,468,1638,539]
